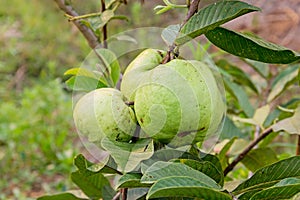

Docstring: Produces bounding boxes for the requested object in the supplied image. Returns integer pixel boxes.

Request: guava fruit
[121,49,225,146]
[73,88,137,144]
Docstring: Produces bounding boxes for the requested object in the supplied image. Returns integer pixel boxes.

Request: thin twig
[224,128,273,176]
[112,191,121,200]
[297,135,300,156]
[101,0,108,48]
[54,0,100,49]
[121,188,128,200]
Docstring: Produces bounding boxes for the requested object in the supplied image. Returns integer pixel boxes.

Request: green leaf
[172,159,224,186]
[218,137,236,171]
[116,173,152,189]
[94,48,120,87]
[146,176,231,200]
[219,117,245,139]
[241,147,278,172]
[86,10,114,31]
[177,0,260,45]
[267,65,300,102]
[65,75,107,92]
[244,59,270,78]
[74,154,93,171]
[101,138,154,173]
[223,76,254,117]
[37,193,87,200]
[233,156,300,195]
[249,178,300,200]
[161,24,180,47]
[71,170,115,200]
[216,59,258,93]
[141,149,200,173]
[272,106,300,135]
[199,152,223,176]
[205,27,300,64]
[141,161,221,189]
[91,157,121,175]
[64,68,97,78]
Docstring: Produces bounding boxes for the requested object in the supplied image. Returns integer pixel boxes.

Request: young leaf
[94,48,120,87]
[172,159,224,186]
[267,65,300,102]
[233,156,300,195]
[272,106,300,135]
[65,75,107,92]
[217,137,236,171]
[205,27,300,64]
[176,0,260,45]
[241,147,278,172]
[146,176,231,200]
[101,138,154,173]
[37,193,87,200]
[116,173,152,189]
[141,161,221,189]
[248,178,300,200]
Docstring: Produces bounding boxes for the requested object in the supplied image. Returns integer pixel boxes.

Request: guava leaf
[243,59,270,78]
[205,27,300,64]
[272,106,300,135]
[248,178,300,200]
[161,24,180,47]
[217,137,236,171]
[241,148,278,172]
[217,59,258,93]
[176,0,260,45]
[267,64,300,102]
[219,117,245,140]
[81,10,114,31]
[172,159,224,186]
[71,170,115,200]
[65,75,107,91]
[116,173,152,189]
[71,154,116,199]
[94,48,120,87]
[141,161,221,189]
[233,156,300,195]
[223,75,254,117]
[37,193,87,200]
[101,138,154,173]
[146,176,231,200]
[141,149,200,173]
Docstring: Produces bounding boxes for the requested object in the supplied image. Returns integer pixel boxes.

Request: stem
[297,135,300,156]
[223,128,273,176]
[65,12,101,21]
[54,0,100,49]
[162,0,200,63]
[101,0,108,48]
[121,188,128,200]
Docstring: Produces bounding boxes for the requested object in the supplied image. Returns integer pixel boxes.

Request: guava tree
[40,0,300,199]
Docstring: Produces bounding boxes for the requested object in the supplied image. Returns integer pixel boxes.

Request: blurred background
[0,0,299,199]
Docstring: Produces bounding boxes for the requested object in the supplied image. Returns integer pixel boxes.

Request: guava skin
[73,88,137,144]
[121,49,166,101]
[121,49,225,146]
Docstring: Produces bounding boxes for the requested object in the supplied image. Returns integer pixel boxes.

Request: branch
[297,135,300,156]
[54,0,100,49]
[101,0,108,48]
[223,128,273,176]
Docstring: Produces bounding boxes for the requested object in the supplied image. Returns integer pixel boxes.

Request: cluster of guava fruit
[73,49,225,147]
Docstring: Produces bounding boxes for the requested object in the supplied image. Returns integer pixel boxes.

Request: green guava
[73,88,137,144]
[121,49,225,146]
